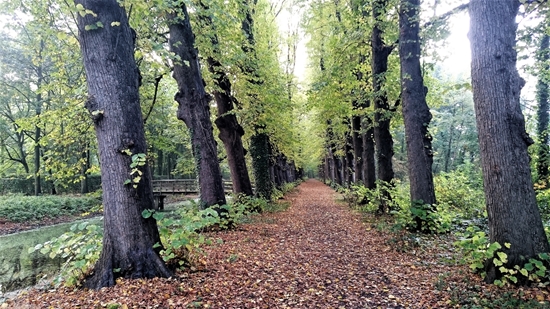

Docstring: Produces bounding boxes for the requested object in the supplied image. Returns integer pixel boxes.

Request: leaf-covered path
[9,180,475,308]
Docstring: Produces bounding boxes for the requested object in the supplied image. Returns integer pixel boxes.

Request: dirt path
[10,179,455,308]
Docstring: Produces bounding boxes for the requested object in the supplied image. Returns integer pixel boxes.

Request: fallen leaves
[6,179,550,308]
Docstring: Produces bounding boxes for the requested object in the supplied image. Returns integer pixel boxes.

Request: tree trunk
[34,46,43,196]
[537,33,550,182]
[362,118,376,189]
[197,3,253,196]
[371,0,395,211]
[469,0,550,283]
[76,0,172,289]
[250,133,272,200]
[168,4,226,208]
[156,149,164,177]
[352,114,364,183]
[34,125,41,196]
[399,0,437,231]
[345,131,354,185]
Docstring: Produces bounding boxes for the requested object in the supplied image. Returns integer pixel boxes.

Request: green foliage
[345,180,404,213]
[536,186,550,224]
[456,226,550,287]
[146,196,270,267]
[143,206,220,268]
[434,164,485,219]
[0,194,101,222]
[271,181,300,200]
[122,150,146,188]
[392,199,452,234]
[29,221,103,287]
[233,193,269,213]
[345,180,452,233]
[448,289,549,309]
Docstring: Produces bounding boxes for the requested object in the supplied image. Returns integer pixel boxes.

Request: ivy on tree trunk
[76,0,172,289]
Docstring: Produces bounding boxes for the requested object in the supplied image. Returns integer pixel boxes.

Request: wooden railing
[152,179,234,195]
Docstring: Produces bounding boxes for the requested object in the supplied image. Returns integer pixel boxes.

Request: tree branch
[423,3,469,29]
[143,75,163,125]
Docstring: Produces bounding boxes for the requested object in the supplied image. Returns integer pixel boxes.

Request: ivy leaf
[84,24,98,31]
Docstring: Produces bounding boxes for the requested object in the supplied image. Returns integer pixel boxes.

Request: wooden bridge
[152,179,234,209]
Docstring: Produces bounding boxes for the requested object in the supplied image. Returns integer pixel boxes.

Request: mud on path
[9,179,462,308]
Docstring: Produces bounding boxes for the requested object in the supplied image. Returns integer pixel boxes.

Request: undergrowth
[0,194,102,222]
[30,181,301,287]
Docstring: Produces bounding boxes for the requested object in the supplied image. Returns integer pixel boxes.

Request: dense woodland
[2,0,550,306]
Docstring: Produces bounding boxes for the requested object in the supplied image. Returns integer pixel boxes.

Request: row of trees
[0,0,310,196]
[0,0,309,288]
[306,0,550,283]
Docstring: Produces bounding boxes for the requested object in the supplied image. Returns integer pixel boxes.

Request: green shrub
[456,226,550,287]
[0,195,102,222]
[29,220,103,287]
[347,180,406,213]
[272,181,300,200]
[434,166,485,219]
[394,200,453,234]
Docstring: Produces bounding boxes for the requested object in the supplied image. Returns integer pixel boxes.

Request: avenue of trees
[0,0,550,289]
[306,0,550,284]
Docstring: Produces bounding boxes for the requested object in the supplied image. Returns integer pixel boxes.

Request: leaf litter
[7,179,550,308]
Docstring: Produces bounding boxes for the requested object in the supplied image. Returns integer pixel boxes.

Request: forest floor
[6,179,550,308]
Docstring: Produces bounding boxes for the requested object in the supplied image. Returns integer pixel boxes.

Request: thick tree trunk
[211,70,253,196]
[371,0,395,211]
[470,0,550,283]
[537,33,550,182]
[198,4,253,196]
[399,0,437,231]
[168,4,226,208]
[76,0,172,289]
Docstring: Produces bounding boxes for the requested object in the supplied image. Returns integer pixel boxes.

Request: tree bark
[469,0,550,283]
[352,114,363,183]
[197,2,253,196]
[168,4,226,208]
[250,133,272,199]
[34,42,44,196]
[362,118,376,189]
[371,0,395,210]
[76,0,172,289]
[537,33,550,182]
[345,131,354,185]
[399,0,437,230]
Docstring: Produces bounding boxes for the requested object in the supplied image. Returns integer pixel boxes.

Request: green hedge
[0,195,102,222]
